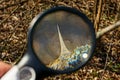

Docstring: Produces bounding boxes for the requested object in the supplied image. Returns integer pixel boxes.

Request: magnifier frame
[28,6,96,74]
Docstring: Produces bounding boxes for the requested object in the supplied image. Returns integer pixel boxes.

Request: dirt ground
[0,0,120,80]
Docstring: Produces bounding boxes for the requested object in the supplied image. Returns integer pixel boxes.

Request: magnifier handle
[1,66,36,80]
[1,66,19,80]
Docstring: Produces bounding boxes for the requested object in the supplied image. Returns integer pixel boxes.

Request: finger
[0,61,12,77]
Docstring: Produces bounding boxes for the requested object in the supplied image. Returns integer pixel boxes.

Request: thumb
[0,61,12,77]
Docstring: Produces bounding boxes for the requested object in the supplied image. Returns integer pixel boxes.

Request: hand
[0,61,12,78]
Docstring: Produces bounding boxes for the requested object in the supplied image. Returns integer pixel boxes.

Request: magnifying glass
[1,7,96,80]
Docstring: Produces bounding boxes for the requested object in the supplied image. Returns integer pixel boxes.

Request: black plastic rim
[28,6,96,74]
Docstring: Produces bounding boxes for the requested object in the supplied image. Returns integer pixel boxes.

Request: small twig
[96,20,120,38]
[94,0,103,32]
[0,6,19,54]
[0,6,19,25]
[100,44,111,80]
[93,0,98,22]
[0,0,27,10]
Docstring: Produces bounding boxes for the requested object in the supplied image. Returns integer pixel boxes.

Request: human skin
[0,61,12,77]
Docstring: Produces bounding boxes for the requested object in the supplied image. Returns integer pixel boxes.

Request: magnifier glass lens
[32,10,95,72]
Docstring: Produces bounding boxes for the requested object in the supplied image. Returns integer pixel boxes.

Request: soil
[0,0,120,79]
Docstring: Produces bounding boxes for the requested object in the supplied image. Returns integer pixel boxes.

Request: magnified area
[48,25,91,70]
[32,10,94,72]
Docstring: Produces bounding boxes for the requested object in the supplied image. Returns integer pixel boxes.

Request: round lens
[31,7,95,72]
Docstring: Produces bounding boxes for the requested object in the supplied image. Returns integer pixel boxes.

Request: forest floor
[0,0,120,80]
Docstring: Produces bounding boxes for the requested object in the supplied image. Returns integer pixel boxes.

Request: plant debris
[0,0,120,79]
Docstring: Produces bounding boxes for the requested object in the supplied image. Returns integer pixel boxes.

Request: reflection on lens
[48,44,91,70]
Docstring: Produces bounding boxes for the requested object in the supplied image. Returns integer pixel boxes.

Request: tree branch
[96,20,120,38]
